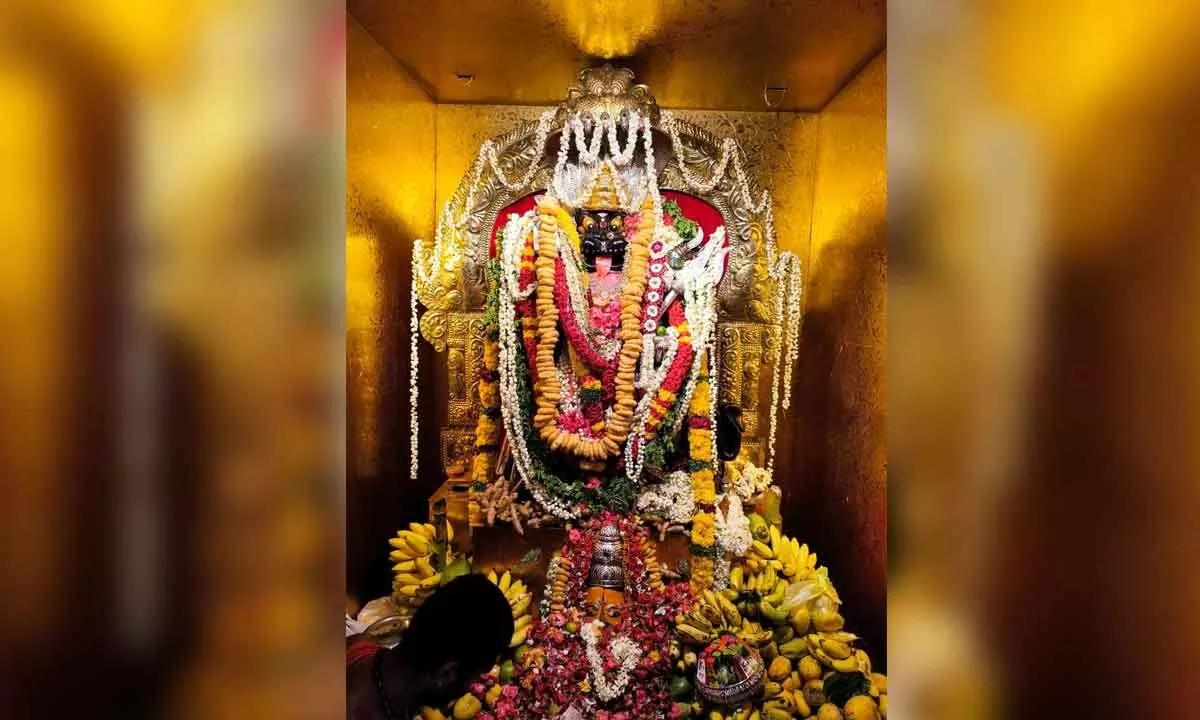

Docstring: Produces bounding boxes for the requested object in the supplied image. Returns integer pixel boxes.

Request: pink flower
[502,685,518,700]
[568,529,583,544]
[478,713,495,720]
[586,477,602,490]
[470,682,486,697]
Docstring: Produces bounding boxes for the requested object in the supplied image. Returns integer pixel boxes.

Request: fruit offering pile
[665,520,888,719]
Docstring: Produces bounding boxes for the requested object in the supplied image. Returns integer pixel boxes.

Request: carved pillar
[716,321,774,466]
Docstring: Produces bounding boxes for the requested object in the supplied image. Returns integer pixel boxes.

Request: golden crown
[584,164,623,210]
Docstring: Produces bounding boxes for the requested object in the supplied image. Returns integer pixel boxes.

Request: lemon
[799,655,823,681]
[452,694,482,719]
[817,703,843,720]
[870,673,888,694]
[768,655,792,681]
[843,695,880,720]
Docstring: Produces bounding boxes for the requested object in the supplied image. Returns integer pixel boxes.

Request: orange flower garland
[530,195,653,461]
[689,351,717,592]
[471,335,502,486]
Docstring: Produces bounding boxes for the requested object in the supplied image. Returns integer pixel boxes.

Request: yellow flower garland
[529,195,653,461]
[689,350,716,592]
[471,336,502,487]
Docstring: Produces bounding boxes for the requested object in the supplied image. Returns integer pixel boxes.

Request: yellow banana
[415,555,436,578]
[716,593,742,627]
[831,655,861,673]
[730,566,744,591]
[391,559,418,572]
[410,522,435,540]
[498,571,512,594]
[759,599,790,626]
[487,570,498,584]
[820,637,852,660]
[792,690,812,717]
[514,614,532,632]
[763,706,791,720]
[419,573,443,588]
[507,580,527,600]
[855,649,872,675]
[388,537,418,555]
[511,593,531,618]
[395,572,423,586]
[401,531,431,555]
[676,623,713,644]
[751,540,774,559]
[509,625,528,648]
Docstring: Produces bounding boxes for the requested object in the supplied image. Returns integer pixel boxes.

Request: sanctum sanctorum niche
[347,4,886,718]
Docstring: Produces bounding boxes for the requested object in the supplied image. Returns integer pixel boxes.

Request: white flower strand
[582,620,643,703]
[572,113,606,165]
[660,111,804,462]
[635,470,694,524]
[607,111,641,166]
[714,492,752,558]
[495,206,577,519]
[409,242,422,482]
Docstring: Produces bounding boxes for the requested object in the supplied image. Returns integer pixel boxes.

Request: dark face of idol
[576,209,628,272]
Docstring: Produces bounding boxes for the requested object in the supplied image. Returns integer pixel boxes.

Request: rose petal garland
[688,351,717,592]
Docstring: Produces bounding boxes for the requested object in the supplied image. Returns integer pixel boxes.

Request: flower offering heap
[390,67,885,720]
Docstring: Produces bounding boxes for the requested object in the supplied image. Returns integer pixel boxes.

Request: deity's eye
[581,216,596,231]
[611,217,623,230]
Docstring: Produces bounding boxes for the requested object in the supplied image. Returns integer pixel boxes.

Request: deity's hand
[660,227,731,317]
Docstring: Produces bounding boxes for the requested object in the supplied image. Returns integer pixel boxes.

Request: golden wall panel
[347,16,435,480]
[347,18,436,600]
[793,51,887,658]
[434,104,546,212]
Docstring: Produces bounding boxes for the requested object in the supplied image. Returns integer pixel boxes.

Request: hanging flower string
[688,351,718,591]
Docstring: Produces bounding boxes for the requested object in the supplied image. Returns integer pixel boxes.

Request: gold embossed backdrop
[347,8,885,655]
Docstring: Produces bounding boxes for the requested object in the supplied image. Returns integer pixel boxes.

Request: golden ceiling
[348,0,885,112]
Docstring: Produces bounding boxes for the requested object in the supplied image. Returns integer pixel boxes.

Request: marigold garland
[689,350,716,591]
[530,195,652,461]
[471,259,504,490]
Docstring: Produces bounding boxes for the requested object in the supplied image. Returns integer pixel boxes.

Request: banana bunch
[801,631,874,675]
[708,706,764,720]
[675,589,744,645]
[746,526,817,581]
[730,562,792,621]
[390,522,449,609]
[487,569,533,648]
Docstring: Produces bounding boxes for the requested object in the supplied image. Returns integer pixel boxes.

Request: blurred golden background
[346,0,888,663]
[1,0,1199,718]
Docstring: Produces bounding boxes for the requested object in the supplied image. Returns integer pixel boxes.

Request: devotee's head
[394,573,514,707]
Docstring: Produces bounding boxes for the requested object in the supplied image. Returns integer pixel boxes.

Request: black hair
[394,573,514,674]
